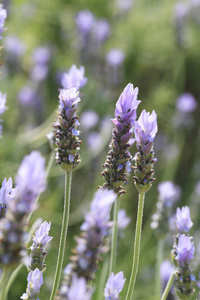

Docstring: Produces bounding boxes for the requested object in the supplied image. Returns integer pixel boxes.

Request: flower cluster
[171,206,195,299]
[101,83,140,196]
[57,189,117,299]
[20,268,43,300]
[133,109,158,193]
[0,151,46,266]
[0,177,15,218]
[0,4,7,39]
[61,65,87,90]
[104,271,126,300]
[54,88,82,171]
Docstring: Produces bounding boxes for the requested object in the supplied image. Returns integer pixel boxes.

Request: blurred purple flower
[106,49,125,67]
[4,35,26,57]
[0,92,7,116]
[175,206,193,233]
[175,234,195,267]
[18,86,37,105]
[75,10,95,35]
[160,260,174,286]
[104,271,126,300]
[135,109,158,153]
[174,2,190,20]
[30,64,49,81]
[80,110,99,129]
[0,178,15,217]
[12,151,46,215]
[117,209,131,231]
[158,181,181,207]
[92,19,110,43]
[20,268,43,299]
[0,4,7,39]
[116,0,134,12]
[176,93,197,113]
[32,46,51,65]
[61,65,87,90]
[67,276,93,300]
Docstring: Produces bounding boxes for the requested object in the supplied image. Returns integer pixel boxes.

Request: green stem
[5,264,23,297]
[0,268,11,300]
[50,171,72,300]
[125,192,145,300]
[160,268,175,300]
[109,197,120,275]
[155,238,164,299]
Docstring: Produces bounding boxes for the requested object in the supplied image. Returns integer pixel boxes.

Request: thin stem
[109,197,120,275]
[125,192,145,300]
[50,171,72,300]
[161,268,175,300]
[5,264,23,297]
[155,238,164,300]
[0,268,11,300]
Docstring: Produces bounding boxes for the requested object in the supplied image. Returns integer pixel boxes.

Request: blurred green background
[0,0,200,299]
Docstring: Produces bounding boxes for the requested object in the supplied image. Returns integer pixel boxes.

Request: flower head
[158,181,181,207]
[0,92,7,116]
[61,65,87,90]
[175,206,193,233]
[112,83,140,129]
[0,177,15,217]
[117,209,131,231]
[67,276,93,300]
[75,10,95,35]
[20,268,43,299]
[32,221,53,248]
[175,234,195,267]
[135,109,158,153]
[104,271,126,300]
[176,93,197,113]
[106,49,125,67]
[58,88,81,118]
[0,5,7,39]
[92,19,110,43]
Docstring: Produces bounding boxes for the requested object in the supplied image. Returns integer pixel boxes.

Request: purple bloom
[4,35,26,57]
[31,221,53,249]
[135,109,158,153]
[104,271,126,300]
[106,49,125,67]
[112,83,140,130]
[116,0,134,12]
[175,234,195,267]
[0,5,7,39]
[80,110,99,129]
[30,64,49,81]
[176,93,197,113]
[20,268,43,299]
[175,206,193,233]
[61,65,87,90]
[12,151,46,215]
[158,181,181,207]
[0,92,7,116]
[18,86,37,105]
[92,19,110,43]
[67,276,93,300]
[75,10,95,35]
[58,88,80,118]
[32,46,51,65]
[118,209,131,231]
[0,178,15,217]
[160,260,174,286]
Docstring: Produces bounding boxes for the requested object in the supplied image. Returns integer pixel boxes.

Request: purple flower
[112,83,140,131]
[30,64,49,81]
[80,110,99,129]
[61,65,87,90]
[0,92,7,116]
[104,271,126,300]
[0,5,7,39]
[18,86,37,105]
[32,46,51,65]
[81,189,117,235]
[67,276,93,300]
[160,260,174,286]
[135,109,158,153]
[106,49,125,67]
[117,209,131,231]
[58,88,80,118]
[12,151,46,215]
[92,19,110,43]
[175,206,193,233]
[75,10,95,35]
[0,178,16,218]
[20,268,43,299]
[175,234,195,267]
[31,221,53,248]
[4,35,26,57]
[116,0,134,12]
[176,93,197,113]
[158,181,181,207]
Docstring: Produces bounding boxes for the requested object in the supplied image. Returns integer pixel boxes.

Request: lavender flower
[101,83,140,195]
[0,177,15,218]
[106,49,125,67]
[66,276,93,300]
[158,181,181,207]
[4,35,26,57]
[18,85,37,106]
[104,271,126,300]
[80,110,99,129]
[0,4,7,39]
[117,209,131,233]
[20,268,43,300]
[32,46,51,65]
[175,206,193,233]
[61,65,87,90]
[75,10,95,36]
[92,19,110,43]
[176,93,197,113]
[0,92,7,116]
[133,110,158,193]
[58,189,116,294]
[29,221,53,271]
[54,88,82,170]
[160,260,174,288]
[175,234,195,267]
